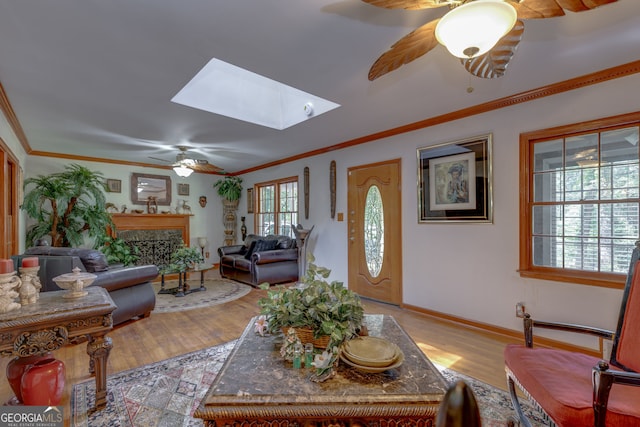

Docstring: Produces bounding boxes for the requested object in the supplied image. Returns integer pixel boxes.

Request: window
[520,112,640,289]
[255,177,298,237]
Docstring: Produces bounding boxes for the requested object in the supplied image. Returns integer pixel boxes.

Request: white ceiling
[0,0,638,173]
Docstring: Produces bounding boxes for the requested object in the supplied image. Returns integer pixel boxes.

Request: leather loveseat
[218,234,298,287]
[12,246,158,326]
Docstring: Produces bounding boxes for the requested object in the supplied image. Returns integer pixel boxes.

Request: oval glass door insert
[364,184,384,277]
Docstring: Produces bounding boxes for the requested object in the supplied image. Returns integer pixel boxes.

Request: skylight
[171,58,340,130]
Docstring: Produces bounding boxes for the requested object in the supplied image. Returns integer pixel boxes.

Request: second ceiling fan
[151,146,224,177]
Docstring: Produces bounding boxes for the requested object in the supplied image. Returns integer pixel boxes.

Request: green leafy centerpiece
[163,242,204,273]
[258,254,364,379]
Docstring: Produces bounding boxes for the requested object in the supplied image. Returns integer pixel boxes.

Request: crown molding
[5,60,640,174]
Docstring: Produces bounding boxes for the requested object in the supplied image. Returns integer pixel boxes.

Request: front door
[347,159,402,305]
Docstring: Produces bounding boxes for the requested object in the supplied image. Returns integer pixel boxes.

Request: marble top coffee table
[194,314,448,426]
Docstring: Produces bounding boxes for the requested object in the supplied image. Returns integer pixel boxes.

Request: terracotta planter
[20,357,65,406]
[6,352,52,402]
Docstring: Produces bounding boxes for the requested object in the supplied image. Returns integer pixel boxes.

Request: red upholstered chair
[504,243,640,427]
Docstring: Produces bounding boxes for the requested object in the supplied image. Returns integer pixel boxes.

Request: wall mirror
[131,173,172,206]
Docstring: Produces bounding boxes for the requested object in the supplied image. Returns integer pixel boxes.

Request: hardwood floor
[0,276,523,426]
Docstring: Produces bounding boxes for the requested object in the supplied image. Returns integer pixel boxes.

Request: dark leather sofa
[218,234,298,287]
[12,246,158,326]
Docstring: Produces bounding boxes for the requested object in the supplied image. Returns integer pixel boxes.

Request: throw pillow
[244,239,278,259]
[255,239,278,253]
[76,249,110,272]
[244,241,258,260]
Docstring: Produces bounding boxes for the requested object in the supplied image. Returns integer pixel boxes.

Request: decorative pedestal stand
[223,199,239,246]
[18,266,41,305]
[293,224,314,283]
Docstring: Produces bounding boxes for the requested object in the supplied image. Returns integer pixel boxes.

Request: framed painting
[106,179,122,193]
[417,134,493,223]
[247,188,254,214]
[177,183,190,196]
[131,173,172,206]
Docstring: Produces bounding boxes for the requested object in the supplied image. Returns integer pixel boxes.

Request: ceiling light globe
[435,0,517,59]
[173,165,194,177]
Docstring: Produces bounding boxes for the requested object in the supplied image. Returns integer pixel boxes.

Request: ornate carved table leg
[86,333,113,409]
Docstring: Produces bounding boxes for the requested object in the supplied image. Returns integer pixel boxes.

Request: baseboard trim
[402,303,602,358]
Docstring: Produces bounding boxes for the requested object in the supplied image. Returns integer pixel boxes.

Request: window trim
[519,111,640,289]
[254,175,299,237]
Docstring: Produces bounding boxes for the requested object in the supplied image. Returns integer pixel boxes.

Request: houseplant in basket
[165,242,204,273]
[258,254,364,378]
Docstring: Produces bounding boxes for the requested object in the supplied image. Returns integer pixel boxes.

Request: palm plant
[22,164,113,247]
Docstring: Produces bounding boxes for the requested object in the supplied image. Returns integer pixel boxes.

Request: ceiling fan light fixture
[435,0,517,59]
[173,164,194,177]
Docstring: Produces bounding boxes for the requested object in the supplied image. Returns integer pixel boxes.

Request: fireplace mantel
[110,213,192,241]
[110,213,192,268]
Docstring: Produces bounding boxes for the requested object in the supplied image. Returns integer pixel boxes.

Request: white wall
[16,73,640,348]
[22,157,227,264]
[240,73,640,349]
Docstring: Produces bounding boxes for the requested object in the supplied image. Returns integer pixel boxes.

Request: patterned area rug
[71,341,548,427]
[151,279,252,313]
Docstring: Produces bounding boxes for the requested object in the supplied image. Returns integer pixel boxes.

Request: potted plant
[258,254,364,351]
[22,164,113,247]
[166,242,204,272]
[98,236,140,267]
[213,176,243,202]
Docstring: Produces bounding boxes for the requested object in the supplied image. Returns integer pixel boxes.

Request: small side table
[0,287,116,410]
[159,263,214,297]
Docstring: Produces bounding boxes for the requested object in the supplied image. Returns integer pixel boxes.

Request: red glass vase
[5,352,52,403]
[20,358,65,406]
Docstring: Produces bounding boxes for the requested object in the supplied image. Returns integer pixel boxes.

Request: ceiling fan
[150,146,224,177]
[363,0,618,80]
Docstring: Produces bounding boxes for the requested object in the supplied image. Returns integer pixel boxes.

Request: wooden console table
[0,286,116,409]
[194,314,448,426]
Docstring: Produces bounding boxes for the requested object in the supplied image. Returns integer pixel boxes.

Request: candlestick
[0,259,13,274]
[21,257,39,268]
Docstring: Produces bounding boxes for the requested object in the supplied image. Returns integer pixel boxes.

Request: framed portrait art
[177,183,190,196]
[106,179,122,193]
[417,134,493,223]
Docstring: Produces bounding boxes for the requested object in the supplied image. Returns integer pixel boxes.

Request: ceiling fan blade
[510,0,565,18]
[149,156,172,163]
[368,19,440,81]
[361,0,451,10]
[511,0,617,19]
[555,0,617,12]
[190,162,224,173]
[462,20,525,79]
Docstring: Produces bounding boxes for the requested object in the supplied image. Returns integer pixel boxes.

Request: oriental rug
[151,279,251,313]
[71,341,547,427]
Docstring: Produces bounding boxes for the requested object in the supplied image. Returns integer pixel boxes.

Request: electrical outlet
[516,302,526,318]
